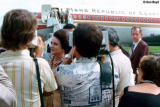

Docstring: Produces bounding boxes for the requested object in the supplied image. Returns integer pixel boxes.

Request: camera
[29,30,38,57]
[30,30,38,48]
[101,31,109,52]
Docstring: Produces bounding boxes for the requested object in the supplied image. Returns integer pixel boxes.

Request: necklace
[51,56,64,67]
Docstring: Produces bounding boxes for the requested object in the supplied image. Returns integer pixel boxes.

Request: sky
[0,0,160,26]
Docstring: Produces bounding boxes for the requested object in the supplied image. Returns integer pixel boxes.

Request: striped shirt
[0,49,57,107]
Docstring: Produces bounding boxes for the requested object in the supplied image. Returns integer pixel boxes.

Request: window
[79,15,82,19]
[135,18,137,22]
[101,16,104,20]
[93,16,96,19]
[105,16,108,20]
[110,17,113,20]
[122,17,125,21]
[97,16,99,20]
[87,16,91,19]
[143,18,146,22]
[83,15,86,19]
[131,18,133,21]
[74,15,77,19]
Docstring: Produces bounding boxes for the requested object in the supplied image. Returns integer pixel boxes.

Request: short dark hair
[63,24,75,29]
[54,29,71,54]
[108,28,119,47]
[139,55,160,86]
[1,9,37,51]
[73,23,102,57]
[131,26,142,34]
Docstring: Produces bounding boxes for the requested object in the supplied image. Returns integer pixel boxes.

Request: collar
[75,57,97,63]
[0,49,30,57]
[133,38,142,45]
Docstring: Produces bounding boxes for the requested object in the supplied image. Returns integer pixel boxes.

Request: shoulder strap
[33,58,45,107]
[98,62,112,85]
[98,62,102,85]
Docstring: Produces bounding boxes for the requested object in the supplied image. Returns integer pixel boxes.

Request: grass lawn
[124,46,160,54]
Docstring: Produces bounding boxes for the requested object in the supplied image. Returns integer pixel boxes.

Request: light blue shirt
[55,57,113,107]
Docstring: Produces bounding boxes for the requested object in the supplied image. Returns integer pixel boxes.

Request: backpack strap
[33,58,45,107]
[98,62,112,85]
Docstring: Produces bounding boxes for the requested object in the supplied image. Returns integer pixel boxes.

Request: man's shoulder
[139,40,148,47]
[37,57,49,63]
[55,62,100,74]
[36,57,51,69]
[112,50,130,62]
[56,63,83,72]
[55,63,76,74]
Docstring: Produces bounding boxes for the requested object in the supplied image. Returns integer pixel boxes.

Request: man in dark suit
[130,26,149,78]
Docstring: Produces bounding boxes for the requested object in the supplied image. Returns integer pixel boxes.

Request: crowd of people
[0,9,160,107]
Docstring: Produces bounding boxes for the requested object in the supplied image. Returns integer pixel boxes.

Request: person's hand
[61,46,75,64]
[34,36,45,57]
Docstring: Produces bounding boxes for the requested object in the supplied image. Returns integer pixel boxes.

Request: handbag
[33,58,45,107]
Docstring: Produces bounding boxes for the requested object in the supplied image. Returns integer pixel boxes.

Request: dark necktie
[131,44,135,55]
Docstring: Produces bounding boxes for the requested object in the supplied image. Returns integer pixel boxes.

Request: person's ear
[108,41,112,49]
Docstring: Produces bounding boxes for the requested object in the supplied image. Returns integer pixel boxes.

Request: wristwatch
[64,54,72,59]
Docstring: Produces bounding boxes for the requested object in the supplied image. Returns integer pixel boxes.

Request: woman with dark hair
[119,55,160,107]
[43,29,71,70]
[50,29,71,70]
[43,29,71,107]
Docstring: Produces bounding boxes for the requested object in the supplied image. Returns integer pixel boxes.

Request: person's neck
[110,46,120,52]
[54,52,65,61]
[75,52,83,59]
[75,55,83,59]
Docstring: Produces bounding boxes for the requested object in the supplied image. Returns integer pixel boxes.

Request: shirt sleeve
[38,58,58,92]
[0,66,17,107]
